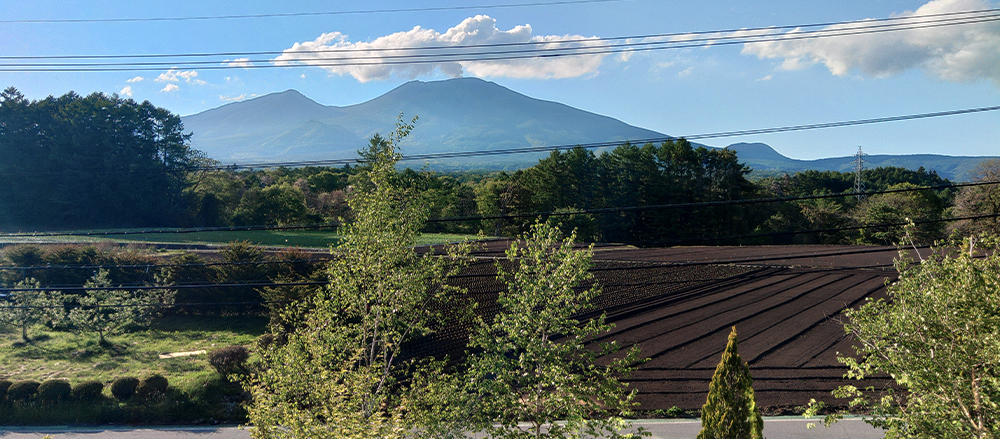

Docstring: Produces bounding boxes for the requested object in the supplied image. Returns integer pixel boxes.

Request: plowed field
[414,242,903,411]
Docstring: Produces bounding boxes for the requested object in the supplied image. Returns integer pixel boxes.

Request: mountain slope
[182,78,666,166]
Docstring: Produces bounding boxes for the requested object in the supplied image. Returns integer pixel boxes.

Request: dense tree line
[3,87,991,246]
[0,88,205,229]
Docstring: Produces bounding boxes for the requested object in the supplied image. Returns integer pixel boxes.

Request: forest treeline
[2,88,998,245]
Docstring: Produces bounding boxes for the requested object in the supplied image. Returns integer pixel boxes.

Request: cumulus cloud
[220,93,258,102]
[119,86,133,97]
[160,83,179,93]
[126,76,144,83]
[225,58,252,68]
[155,68,206,85]
[741,0,1000,85]
[272,15,607,82]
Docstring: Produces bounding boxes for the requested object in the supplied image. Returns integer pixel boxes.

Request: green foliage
[0,278,64,342]
[854,183,947,245]
[36,379,72,402]
[0,380,11,400]
[8,380,41,401]
[208,345,250,377]
[110,377,139,400]
[828,235,1000,438]
[697,327,763,439]
[949,158,1000,237]
[465,221,646,439]
[244,118,472,439]
[66,269,171,344]
[136,374,169,399]
[0,87,204,230]
[71,380,105,401]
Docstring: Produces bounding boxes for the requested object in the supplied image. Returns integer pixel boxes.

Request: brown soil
[413,242,901,411]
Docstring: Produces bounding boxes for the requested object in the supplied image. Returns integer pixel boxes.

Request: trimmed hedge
[71,380,105,401]
[111,377,139,401]
[136,374,169,399]
[208,345,250,376]
[7,380,41,401]
[37,379,72,402]
[0,379,11,400]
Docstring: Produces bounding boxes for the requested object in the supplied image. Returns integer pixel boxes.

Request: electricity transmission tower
[854,146,866,200]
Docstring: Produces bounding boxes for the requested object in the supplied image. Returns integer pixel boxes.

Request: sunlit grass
[0,315,267,393]
[0,231,486,249]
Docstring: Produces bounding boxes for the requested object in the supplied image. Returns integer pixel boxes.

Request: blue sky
[2,0,999,160]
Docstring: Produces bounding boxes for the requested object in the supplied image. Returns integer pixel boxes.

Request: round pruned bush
[111,377,139,401]
[0,379,12,400]
[136,374,169,399]
[208,345,250,377]
[7,380,41,401]
[71,380,105,401]
[37,379,72,402]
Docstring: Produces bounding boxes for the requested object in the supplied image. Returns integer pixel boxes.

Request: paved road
[0,418,883,438]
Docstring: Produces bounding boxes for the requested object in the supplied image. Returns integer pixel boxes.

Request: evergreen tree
[697,327,764,439]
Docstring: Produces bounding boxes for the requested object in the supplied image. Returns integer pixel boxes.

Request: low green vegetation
[0,315,265,389]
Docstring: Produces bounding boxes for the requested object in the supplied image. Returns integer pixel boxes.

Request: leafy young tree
[67,270,171,345]
[822,236,1000,438]
[0,278,64,342]
[697,327,764,439]
[465,221,645,439]
[950,158,1000,236]
[243,119,471,439]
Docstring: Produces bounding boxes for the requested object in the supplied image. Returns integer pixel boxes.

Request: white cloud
[677,67,694,77]
[300,73,306,79]
[126,76,144,83]
[160,83,179,93]
[220,94,246,102]
[757,74,774,81]
[224,58,252,68]
[741,0,1000,85]
[119,86,133,97]
[273,15,607,82]
[155,68,206,85]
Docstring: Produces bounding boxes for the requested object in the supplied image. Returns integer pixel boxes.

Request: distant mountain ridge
[726,143,992,181]
[182,78,666,168]
[181,78,994,179]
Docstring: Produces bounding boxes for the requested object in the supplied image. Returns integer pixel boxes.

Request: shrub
[0,379,12,400]
[37,379,72,402]
[136,374,169,399]
[111,377,139,400]
[208,345,250,377]
[71,380,105,401]
[7,380,41,401]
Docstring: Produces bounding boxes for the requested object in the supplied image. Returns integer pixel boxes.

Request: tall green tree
[822,236,1000,438]
[697,327,764,439]
[243,119,471,439]
[0,87,204,230]
[950,159,1000,236]
[465,221,645,439]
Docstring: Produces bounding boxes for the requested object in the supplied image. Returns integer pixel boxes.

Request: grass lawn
[0,231,486,249]
[0,315,268,394]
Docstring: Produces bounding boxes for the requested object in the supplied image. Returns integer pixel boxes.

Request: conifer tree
[697,326,764,439]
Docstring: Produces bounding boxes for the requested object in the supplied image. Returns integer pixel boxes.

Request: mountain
[182,78,666,168]
[182,78,995,179]
[726,142,992,181]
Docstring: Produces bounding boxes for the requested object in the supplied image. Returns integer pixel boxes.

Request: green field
[0,315,267,393]
[0,231,486,249]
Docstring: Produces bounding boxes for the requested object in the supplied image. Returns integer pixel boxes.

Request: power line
[6,13,999,69]
[428,180,993,223]
[4,8,996,61]
[0,258,327,272]
[0,280,328,293]
[4,103,993,179]
[0,0,628,24]
[4,15,999,73]
[0,180,992,239]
